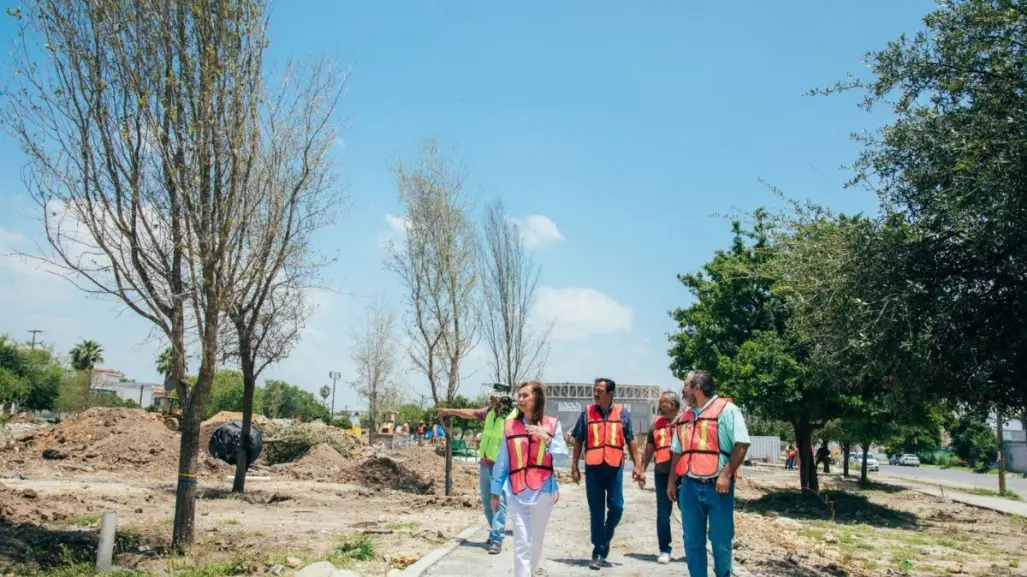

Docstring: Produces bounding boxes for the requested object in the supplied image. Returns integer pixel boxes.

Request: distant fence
[1004,441,1027,474]
[747,436,781,463]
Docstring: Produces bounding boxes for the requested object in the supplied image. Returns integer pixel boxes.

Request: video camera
[489,383,515,415]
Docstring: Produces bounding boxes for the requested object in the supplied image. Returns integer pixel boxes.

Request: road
[878,464,1027,500]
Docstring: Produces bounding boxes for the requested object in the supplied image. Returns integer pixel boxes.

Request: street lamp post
[329,371,341,419]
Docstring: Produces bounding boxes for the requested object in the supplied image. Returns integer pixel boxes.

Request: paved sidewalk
[876,474,1027,517]
[420,472,754,577]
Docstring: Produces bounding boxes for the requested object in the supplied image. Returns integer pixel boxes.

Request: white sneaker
[657,552,671,565]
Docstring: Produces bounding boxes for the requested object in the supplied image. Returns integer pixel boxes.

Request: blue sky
[0,0,936,409]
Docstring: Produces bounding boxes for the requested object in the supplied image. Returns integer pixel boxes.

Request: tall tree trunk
[233,346,256,494]
[172,336,215,549]
[172,397,201,549]
[860,443,870,485]
[842,441,851,477]
[794,420,819,495]
[443,415,454,496]
[997,407,1007,494]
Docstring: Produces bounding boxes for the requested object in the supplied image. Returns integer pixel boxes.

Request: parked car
[898,453,920,467]
[862,454,880,472]
[888,454,901,465]
[848,452,880,472]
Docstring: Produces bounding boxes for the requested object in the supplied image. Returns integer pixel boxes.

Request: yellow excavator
[154,394,182,431]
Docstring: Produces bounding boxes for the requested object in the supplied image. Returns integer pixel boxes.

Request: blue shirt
[571,404,635,444]
[670,395,750,478]
[491,418,568,505]
[571,404,635,470]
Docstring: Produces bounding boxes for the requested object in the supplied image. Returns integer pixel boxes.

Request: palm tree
[69,340,104,373]
[156,347,173,378]
[69,340,104,401]
[319,385,331,409]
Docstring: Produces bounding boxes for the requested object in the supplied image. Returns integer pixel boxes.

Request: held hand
[525,424,551,443]
[634,470,645,490]
[716,472,732,494]
[490,494,500,513]
[571,467,581,484]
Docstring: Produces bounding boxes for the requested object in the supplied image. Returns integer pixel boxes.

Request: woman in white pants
[491,381,567,577]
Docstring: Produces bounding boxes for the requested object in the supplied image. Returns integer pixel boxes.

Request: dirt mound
[340,456,433,493]
[286,443,350,480]
[0,483,81,526]
[28,407,180,474]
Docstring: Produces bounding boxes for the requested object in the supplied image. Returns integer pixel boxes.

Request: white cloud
[385,214,410,232]
[532,286,633,341]
[511,215,564,250]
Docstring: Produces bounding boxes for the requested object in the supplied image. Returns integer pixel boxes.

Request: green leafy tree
[950,415,998,469]
[669,214,847,492]
[204,370,264,419]
[156,348,173,378]
[319,385,331,408]
[0,336,62,412]
[397,403,424,426]
[261,380,329,422]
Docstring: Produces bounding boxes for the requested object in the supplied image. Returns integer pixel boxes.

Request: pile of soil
[0,483,80,526]
[27,407,180,474]
[287,443,350,480]
[339,456,433,494]
[396,445,478,494]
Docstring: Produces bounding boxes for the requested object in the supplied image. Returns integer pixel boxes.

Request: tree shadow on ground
[0,519,159,571]
[839,478,908,494]
[737,489,919,530]
[746,559,849,577]
[550,557,623,568]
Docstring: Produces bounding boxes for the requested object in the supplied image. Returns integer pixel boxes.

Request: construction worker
[490,381,567,577]
[668,370,750,577]
[570,378,642,570]
[637,391,683,565]
[437,388,516,554]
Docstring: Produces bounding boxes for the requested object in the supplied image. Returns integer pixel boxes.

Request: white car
[898,454,920,467]
[848,452,880,472]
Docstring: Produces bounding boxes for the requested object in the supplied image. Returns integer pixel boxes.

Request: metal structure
[483,382,666,438]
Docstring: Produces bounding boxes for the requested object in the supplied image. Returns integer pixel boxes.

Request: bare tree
[1,0,270,548]
[387,138,479,495]
[220,58,345,494]
[479,200,552,386]
[349,295,402,443]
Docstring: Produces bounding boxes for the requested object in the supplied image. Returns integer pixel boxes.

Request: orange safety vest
[675,397,733,478]
[505,416,559,494]
[584,404,625,468]
[652,416,676,464]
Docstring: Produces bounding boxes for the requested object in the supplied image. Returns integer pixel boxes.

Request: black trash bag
[208,419,263,467]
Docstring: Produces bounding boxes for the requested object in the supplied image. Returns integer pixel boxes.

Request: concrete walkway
[876,474,1027,517]
[419,472,754,577]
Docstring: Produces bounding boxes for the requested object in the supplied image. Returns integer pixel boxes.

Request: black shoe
[485,537,492,546]
[589,555,602,570]
[488,542,502,555]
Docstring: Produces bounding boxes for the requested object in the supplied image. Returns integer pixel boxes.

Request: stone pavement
[420,471,754,577]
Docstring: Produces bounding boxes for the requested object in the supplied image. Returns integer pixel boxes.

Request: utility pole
[27,329,43,350]
[328,371,341,418]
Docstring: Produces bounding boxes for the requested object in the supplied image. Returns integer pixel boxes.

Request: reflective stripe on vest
[674,397,733,478]
[584,404,625,468]
[505,416,558,494]
[480,409,504,462]
[652,416,675,464]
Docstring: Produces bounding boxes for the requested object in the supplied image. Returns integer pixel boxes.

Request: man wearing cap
[570,377,643,570]
[437,389,516,554]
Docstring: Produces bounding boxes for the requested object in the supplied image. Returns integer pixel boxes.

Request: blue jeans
[654,472,673,554]
[585,465,624,558]
[679,477,734,577]
[479,463,507,543]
